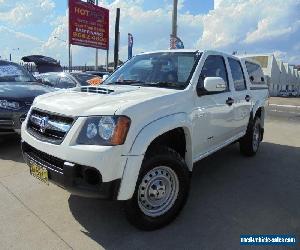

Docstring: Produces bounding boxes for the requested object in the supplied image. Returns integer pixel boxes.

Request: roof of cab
[139,49,200,55]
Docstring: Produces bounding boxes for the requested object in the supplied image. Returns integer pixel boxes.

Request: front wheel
[239,117,262,156]
[125,146,190,231]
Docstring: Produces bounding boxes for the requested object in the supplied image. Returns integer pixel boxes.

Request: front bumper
[22,141,121,199]
[0,110,28,133]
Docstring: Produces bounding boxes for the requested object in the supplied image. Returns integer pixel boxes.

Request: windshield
[0,62,36,83]
[104,52,201,89]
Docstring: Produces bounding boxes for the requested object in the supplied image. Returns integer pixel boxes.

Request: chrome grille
[0,119,14,126]
[27,109,74,144]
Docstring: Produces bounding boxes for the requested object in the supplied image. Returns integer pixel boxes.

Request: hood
[0,82,52,101]
[33,85,178,116]
[22,55,63,73]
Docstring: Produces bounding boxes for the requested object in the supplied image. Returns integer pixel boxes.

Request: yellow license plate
[30,161,49,185]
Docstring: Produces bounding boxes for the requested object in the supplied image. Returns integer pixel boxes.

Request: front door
[192,54,236,160]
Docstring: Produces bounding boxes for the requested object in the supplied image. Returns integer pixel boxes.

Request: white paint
[21,50,269,200]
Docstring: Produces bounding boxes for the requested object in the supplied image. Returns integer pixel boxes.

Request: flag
[128,33,134,59]
[170,35,185,49]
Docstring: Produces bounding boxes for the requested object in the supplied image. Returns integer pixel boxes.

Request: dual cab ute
[21,50,269,230]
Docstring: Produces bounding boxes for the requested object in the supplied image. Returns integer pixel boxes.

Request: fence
[19,62,112,73]
[19,62,36,72]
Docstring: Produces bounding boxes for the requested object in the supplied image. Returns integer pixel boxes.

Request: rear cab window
[245,61,265,85]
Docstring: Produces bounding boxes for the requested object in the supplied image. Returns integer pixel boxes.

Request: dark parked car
[35,72,103,89]
[0,60,52,134]
[84,70,110,79]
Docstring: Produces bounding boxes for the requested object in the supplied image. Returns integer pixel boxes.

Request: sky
[0,0,299,66]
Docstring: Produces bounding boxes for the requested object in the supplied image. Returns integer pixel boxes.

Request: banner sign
[69,0,109,50]
[128,33,133,59]
[170,35,184,50]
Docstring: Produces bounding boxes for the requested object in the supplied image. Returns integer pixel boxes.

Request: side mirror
[197,77,226,96]
[204,77,226,92]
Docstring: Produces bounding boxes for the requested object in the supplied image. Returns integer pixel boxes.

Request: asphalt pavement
[0,97,299,250]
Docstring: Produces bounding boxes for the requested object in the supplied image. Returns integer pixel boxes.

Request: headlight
[98,116,116,140]
[77,116,131,146]
[0,100,20,110]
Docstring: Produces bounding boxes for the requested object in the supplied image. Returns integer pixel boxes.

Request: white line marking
[269,104,300,108]
[269,110,300,114]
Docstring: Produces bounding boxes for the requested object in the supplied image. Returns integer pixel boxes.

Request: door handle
[245,95,251,102]
[226,97,234,106]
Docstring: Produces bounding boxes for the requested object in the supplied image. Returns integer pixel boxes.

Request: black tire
[125,146,190,231]
[239,117,262,157]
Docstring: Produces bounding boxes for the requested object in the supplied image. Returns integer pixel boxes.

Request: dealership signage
[69,0,109,50]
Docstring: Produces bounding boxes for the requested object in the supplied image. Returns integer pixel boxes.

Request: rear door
[228,58,252,135]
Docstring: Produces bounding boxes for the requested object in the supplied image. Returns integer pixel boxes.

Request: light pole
[54,36,72,71]
[95,0,99,71]
[172,0,178,38]
[67,0,72,72]
[10,48,20,62]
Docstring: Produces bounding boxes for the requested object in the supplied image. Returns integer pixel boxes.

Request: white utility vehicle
[21,50,269,230]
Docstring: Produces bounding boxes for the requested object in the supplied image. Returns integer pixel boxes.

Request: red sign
[69,0,109,50]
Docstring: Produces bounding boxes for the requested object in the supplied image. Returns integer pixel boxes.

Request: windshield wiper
[109,80,146,85]
[141,82,184,89]
[108,80,184,89]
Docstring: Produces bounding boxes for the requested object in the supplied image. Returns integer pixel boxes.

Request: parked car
[290,90,298,97]
[0,60,52,134]
[35,72,103,89]
[294,90,299,97]
[84,71,110,79]
[278,90,289,97]
[21,50,269,230]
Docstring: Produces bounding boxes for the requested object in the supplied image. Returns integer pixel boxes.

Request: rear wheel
[239,117,262,156]
[125,146,190,230]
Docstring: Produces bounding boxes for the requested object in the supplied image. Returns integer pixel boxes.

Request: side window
[57,76,76,89]
[245,62,264,84]
[40,75,59,87]
[198,55,229,90]
[228,58,247,91]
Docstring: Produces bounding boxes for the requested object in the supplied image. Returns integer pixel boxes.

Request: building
[277,60,287,93]
[294,69,300,94]
[289,65,296,91]
[283,63,292,91]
